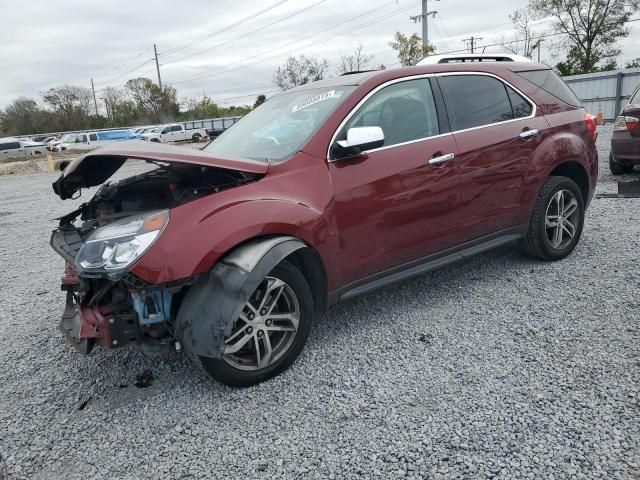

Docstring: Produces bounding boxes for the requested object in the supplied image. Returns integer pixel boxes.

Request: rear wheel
[520,176,585,261]
[192,133,202,143]
[609,152,632,174]
[198,260,313,387]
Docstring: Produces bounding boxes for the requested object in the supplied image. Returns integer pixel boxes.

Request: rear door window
[438,75,515,130]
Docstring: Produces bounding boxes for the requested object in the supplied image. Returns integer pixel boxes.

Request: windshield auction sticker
[292,90,337,113]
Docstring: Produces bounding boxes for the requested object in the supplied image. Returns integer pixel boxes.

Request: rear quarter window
[517,69,582,107]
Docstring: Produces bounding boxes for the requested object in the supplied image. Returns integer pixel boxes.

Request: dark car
[610,84,640,174]
[50,62,598,387]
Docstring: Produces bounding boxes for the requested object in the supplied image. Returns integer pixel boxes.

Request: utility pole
[154,44,163,91]
[410,0,439,46]
[463,36,483,54]
[90,78,99,115]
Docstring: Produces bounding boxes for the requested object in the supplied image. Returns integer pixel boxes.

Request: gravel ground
[0,126,638,480]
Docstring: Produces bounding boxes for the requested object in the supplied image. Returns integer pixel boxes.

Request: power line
[171,1,420,85]
[169,0,404,82]
[96,58,156,88]
[162,0,329,67]
[160,0,290,57]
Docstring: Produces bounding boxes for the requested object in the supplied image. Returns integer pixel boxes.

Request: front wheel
[520,176,585,261]
[197,261,313,387]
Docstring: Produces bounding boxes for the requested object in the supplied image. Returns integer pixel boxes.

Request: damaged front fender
[175,236,306,359]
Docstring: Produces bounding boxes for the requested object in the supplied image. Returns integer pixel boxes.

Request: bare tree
[336,45,373,75]
[102,87,125,122]
[500,9,540,59]
[43,85,93,131]
[273,55,329,90]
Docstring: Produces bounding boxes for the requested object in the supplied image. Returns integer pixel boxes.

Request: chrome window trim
[327,71,537,161]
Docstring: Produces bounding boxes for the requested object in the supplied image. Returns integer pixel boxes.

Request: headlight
[76,210,169,278]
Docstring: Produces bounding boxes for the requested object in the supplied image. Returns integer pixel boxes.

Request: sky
[0,0,638,111]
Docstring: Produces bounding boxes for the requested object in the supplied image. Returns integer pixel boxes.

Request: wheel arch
[548,160,589,204]
[174,234,327,359]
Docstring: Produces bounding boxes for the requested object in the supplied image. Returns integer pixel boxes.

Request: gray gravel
[0,127,639,479]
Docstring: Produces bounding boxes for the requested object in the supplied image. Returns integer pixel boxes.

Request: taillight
[614,115,640,131]
[585,113,597,141]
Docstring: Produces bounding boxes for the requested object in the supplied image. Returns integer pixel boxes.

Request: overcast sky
[1,0,638,111]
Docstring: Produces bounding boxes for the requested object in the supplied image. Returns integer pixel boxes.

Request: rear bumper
[611,131,640,163]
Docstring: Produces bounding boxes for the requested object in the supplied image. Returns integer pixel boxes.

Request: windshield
[204,86,355,162]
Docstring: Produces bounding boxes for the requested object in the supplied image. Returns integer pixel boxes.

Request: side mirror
[334,126,384,159]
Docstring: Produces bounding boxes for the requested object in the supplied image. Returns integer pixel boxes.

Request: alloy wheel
[545,189,579,250]
[223,277,300,371]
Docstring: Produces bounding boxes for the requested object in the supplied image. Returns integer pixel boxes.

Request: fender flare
[175,236,306,359]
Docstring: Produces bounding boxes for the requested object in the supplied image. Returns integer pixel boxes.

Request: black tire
[197,260,313,387]
[520,176,585,261]
[192,134,202,143]
[150,138,161,143]
[609,152,629,175]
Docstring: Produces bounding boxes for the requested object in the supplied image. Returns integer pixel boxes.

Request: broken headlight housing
[76,210,169,278]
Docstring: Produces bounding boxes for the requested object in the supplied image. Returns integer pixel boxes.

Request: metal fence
[562,68,640,121]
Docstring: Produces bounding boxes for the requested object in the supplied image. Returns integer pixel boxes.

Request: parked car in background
[50,61,597,387]
[0,137,47,156]
[51,130,138,152]
[610,83,640,174]
[141,122,208,143]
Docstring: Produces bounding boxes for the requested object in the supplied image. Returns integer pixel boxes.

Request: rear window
[517,69,581,107]
[630,86,640,105]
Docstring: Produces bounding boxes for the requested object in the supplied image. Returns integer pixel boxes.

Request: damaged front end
[50,142,267,355]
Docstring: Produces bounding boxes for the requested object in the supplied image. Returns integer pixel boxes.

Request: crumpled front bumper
[58,261,139,355]
[59,290,138,355]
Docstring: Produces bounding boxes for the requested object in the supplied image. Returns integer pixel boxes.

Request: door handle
[429,153,455,165]
[519,129,539,139]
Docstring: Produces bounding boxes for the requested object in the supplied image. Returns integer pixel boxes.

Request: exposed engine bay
[51,159,262,355]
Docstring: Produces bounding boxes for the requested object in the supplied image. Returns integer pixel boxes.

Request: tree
[125,77,179,123]
[102,86,126,123]
[529,0,640,74]
[253,94,267,108]
[625,58,640,68]
[390,31,436,66]
[184,94,222,119]
[273,55,329,90]
[43,85,93,131]
[0,97,48,135]
[501,9,539,59]
[336,45,373,75]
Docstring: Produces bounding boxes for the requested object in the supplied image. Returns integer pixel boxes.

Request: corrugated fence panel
[563,68,640,120]
[622,72,640,98]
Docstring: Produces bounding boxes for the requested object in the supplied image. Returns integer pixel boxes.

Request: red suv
[51,62,597,386]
